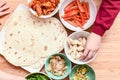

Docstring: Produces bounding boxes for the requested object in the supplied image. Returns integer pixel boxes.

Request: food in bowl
[62,0,90,29]
[59,0,97,31]
[29,0,60,16]
[45,53,72,80]
[25,72,51,80]
[64,31,96,64]
[67,37,87,61]
[70,64,96,80]
[47,55,67,76]
[73,65,89,80]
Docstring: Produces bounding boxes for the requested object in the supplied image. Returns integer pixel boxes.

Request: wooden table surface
[1,0,120,80]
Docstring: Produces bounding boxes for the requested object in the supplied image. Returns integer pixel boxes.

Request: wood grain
[1,0,120,80]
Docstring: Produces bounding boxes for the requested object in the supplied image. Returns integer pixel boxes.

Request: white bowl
[64,31,97,64]
[59,0,97,31]
[27,0,64,18]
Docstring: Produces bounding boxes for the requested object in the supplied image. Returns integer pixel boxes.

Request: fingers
[81,48,89,60]
[0,6,10,12]
[0,11,10,17]
[0,1,10,17]
[0,1,6,7]
[83,50,95,61]
[81,49,98,62]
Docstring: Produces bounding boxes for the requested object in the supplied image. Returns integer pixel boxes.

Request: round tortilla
[1,6,67,67]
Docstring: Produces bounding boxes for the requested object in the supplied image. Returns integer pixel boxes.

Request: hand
[0,70,25,80]
[81,32,102,61]
[0,1,10,17]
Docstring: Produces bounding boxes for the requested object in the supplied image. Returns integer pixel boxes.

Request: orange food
[76,0,85,13]
[64,1,76,11]
[62,0,90,29]
[29,0,60,16]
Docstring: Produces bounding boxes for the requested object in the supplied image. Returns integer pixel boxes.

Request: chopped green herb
[26,73,50,80]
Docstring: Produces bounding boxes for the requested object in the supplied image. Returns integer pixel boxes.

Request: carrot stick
[64,1,76,11]
[85,2,90,19]
[29,0,37,8]
[62,16,73,20]
[65,6,79,13]
[74,20,83,28]
[75,0,85,25]
[36,4,42,16]
[74,15,82,22]
[40,0,44,3]
[43,0,46,3]
[55,0,60,5]
[66,20,78,27]
[62,0,90,29]
[76,0,85,13]
[79,12,85,25]
[33,4,37,10]
[62,10,79,18]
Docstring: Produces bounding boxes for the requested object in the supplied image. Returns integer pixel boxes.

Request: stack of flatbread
[1,4,67,69]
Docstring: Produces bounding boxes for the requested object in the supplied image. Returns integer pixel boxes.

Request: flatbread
[1,5,67,67]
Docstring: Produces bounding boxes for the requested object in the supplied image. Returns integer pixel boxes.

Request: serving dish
[59,0,97,31]
[27,0,64,18]
[69,64,96,80]
[25,72,52,80]
[45,53,72,80]
[64,31,97,64]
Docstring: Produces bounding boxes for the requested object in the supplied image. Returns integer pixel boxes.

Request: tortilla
[1,4,67,67]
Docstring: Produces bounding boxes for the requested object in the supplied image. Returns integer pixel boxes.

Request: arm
[81,0,120,61]
[92,0,120,36]
[0,70,25,80]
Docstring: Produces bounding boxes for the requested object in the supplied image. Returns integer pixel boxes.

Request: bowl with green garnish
[25,72,52,80]
[70,64,96,80]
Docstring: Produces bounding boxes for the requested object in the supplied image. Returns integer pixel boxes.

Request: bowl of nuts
[64,31,96,64]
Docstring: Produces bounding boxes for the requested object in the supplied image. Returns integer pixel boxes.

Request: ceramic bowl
[64,31,97,64]
[45,53,72,80]
[25,72,52,80]
[28,0,64,18]
[69,64,96,80]
[59,0,97,31]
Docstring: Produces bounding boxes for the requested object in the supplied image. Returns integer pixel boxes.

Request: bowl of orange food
[28,0,64,18]
[45,53,72,80]
[59,0,97,31]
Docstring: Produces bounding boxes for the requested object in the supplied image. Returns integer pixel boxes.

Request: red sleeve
[92,0,120,36]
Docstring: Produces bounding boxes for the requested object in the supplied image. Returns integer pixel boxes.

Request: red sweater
[92,0,120,36]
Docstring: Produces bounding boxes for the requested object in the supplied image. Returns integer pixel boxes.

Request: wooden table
[1,0,120,80]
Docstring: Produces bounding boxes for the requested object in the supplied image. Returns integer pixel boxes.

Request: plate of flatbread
[0,4,67,72]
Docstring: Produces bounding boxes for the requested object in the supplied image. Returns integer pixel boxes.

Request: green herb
[26,73,50,80]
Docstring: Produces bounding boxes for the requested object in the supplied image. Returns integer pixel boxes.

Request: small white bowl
[59,0,97,31]
[64,31,96,64]
[27,0,64,18]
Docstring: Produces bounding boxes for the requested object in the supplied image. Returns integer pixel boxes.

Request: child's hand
[0,70,25,80]
[0,1,10,17]
[81,32,102,61]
